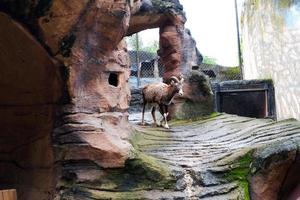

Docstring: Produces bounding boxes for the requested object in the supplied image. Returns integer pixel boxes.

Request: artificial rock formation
[128,0,213,119]
[0,12,61,200]
[0,0,212,199]
[128,0,188,79]
[0,0,134,199]
[169,70,214,119]
[250,141,299,200]
[124,114,300,199]
[0,1,298,200]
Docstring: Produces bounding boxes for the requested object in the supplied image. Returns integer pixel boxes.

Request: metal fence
[129,50,164,88]
[127,35,242,88]
[128,56,243,88]
[199,63,242,82]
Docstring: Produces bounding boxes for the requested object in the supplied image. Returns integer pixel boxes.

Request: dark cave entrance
[0,13,61,200]
[108,72,119,87]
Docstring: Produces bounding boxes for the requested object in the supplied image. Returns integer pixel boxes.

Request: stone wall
[241,0,300,120]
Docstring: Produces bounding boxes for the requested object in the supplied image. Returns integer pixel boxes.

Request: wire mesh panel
[127,33,242,88]
[126,31,163,88]
[128,50,164,88]
[199,63,242,82]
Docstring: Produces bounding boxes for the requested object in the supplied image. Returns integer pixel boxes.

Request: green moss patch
[225,151,253,200]
[76,150,175,192]
[152,0,175,10]
[75,130,176,192]
[169,112,220,126]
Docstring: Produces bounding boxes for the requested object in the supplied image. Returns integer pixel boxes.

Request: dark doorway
[214,80,276,119]
[220,91,267,118]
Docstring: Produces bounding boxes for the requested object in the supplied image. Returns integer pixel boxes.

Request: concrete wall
[241,0,300,120]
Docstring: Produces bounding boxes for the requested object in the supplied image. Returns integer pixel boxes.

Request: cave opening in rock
[127,28,164,115]
[108,72,119,87]
[0,13,61,200]
[126,28,162,89]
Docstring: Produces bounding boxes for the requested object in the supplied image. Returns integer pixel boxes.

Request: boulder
[250,141,298,200]
[169,70,214,119]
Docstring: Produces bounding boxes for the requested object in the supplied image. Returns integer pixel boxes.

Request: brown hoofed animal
[141,76,184,129]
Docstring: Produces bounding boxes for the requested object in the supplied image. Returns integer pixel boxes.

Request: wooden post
[0,189,17,200]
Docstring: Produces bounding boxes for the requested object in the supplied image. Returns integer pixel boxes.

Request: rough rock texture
[43,1,135,198]
[250,141,298,200]
[169,70,214,120]
[0,0,214,199]
[128,0,187,79]
[182,29,203,73]
[127,0,213,119]
[129,88,143,113]
[0,0,135,199]
[128,0,212,119]
[124,113,300,199]
[0,12,61,200]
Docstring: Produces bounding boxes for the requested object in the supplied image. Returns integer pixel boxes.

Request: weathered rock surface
[128,0,187,80]
[129,88,143,113]
[169,70,214,119]
[1,0,134,199]
[182,29,203,73]
[250,141,298,200]
[118,113,300,199]
[0,0,210,199]
[0,12,62,105]
[0,11,61,200]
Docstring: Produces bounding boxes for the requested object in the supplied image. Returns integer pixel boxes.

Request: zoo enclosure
[128,50,164,88]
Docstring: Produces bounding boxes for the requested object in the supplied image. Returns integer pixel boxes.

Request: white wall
[242,0,300,120]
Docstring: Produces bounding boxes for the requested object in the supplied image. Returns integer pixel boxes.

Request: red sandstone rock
[54,112,132,168]
[250,142,298,200]
[0,12,62,105]
[159,24,183,79]
[0,12,61,200]
[0,0,201,199]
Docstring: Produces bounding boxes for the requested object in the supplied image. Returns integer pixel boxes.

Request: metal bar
[214,84,221,112]
[234,0,244,79]
[135,33,141,87]
[219,88,268,93]
[264,90,269,117]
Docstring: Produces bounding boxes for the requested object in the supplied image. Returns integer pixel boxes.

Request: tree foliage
[203,56,218,65]
[142,40,159,53]
[126,33,159,53]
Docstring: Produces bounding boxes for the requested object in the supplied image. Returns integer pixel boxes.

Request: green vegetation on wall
[202,56,218,65]
[223,67,241,79]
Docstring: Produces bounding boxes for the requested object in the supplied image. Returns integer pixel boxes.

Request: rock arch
[0,0,210,199]
[128,0,187,79]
